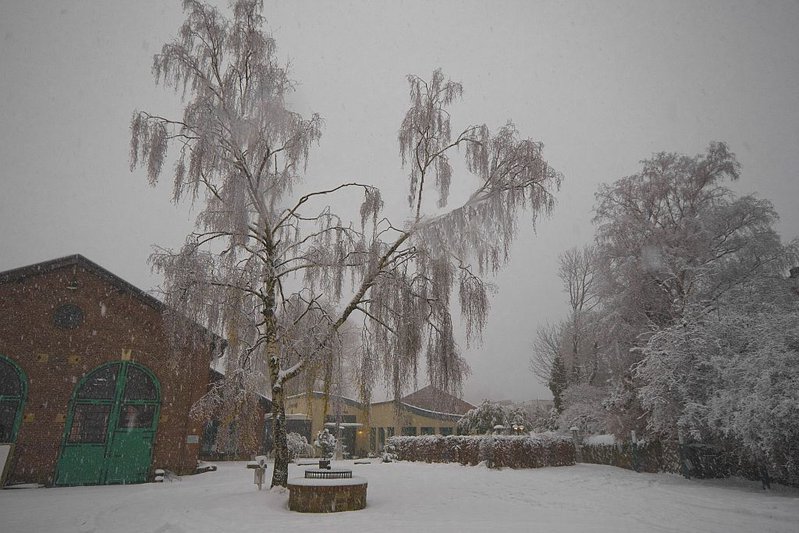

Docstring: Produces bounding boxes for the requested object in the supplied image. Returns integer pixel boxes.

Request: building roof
[400,385,475,416]
[286,391,365,410]
[0,254,223,350]
[0,254,164,310]
[289,389,468,422]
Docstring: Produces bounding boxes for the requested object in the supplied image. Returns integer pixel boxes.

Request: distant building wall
[284,389,470,456]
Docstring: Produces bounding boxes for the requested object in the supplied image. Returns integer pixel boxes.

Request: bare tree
[559,245,598,316]
[558,245,600,383]
[529,322,561,385]
[530,245,600,407]
[130,0,561,487]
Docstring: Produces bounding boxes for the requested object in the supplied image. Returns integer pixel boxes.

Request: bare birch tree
[130,0,561,487]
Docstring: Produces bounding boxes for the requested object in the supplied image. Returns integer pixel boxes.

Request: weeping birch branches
[130,0,561,487]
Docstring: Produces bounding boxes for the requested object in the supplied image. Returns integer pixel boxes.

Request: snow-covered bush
[286,432,313,461]
[458,400,533,435]
[314,429,337,458]
[381,440,398,463]
[636,299,799,483]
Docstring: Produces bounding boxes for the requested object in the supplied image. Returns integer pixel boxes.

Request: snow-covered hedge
[580,439,671,473]
[384,434,575,468]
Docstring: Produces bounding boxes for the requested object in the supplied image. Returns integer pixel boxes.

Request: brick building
[0,255,218,486]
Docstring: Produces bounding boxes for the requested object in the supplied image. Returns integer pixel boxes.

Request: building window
[117,404,156,429]
[123,366,158,401]
[401,426,417,436]
[325,414,356,424]
[420,426,435,435]
[285,419,312,444]
[0,401,18,442]
[76,364,118,401]
[68,404,111,443]
[440,426,454,436]
[0,356,26,443]
[202,421,220,454]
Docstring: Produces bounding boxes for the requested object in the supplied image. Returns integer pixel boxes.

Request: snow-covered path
[1,461,797,532]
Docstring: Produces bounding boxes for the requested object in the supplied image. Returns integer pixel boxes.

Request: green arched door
[55,362,160,486]
[0,355,27,444]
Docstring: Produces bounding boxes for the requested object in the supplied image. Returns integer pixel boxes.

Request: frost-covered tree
[534,143,794,441]
[635,272,799,483]
[591,142,785,436]
[457,400,532,434]
[557,383,608,434]
[594,142,782,330]
[130,1,561,487]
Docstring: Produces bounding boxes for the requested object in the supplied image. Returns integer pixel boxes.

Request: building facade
[0,255,216,486]
[285,386,475,457]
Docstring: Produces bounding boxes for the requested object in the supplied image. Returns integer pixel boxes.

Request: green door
[56,362,160,486]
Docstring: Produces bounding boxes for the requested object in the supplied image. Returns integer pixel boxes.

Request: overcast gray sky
[1,0,798,404]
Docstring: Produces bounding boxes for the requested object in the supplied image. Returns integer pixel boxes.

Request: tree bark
[270,385,289,487]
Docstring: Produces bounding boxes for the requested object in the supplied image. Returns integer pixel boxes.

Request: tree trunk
[270,385,289,487]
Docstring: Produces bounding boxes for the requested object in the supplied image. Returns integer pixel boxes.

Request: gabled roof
[400,385,475,416]
[286,391,365,410]
[0,254,164,310]
[0,254,223,349]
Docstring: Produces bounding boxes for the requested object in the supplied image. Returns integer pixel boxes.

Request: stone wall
[288,481,367,512]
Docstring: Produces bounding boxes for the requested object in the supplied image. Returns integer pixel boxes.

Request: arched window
[0,355,27,443]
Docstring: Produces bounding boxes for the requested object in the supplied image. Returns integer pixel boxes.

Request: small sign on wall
[186,435,200,444]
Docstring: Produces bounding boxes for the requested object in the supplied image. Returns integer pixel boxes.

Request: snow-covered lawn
[1,461,797,532]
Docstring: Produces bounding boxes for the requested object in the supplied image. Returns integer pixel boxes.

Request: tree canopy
[531,142,798,484]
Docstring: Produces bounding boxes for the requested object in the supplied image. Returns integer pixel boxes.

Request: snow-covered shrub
[580,439,667,473]
[314,429,337,458]
[286,432,313,461]
[458,400,533,435]
[637,299,799,486]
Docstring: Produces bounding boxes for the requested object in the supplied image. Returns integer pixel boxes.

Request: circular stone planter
[288,469,367,513]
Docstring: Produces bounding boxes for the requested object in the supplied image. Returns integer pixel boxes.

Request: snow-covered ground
[1,461,797,532]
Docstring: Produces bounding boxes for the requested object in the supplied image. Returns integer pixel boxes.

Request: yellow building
[284,386,475,457]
